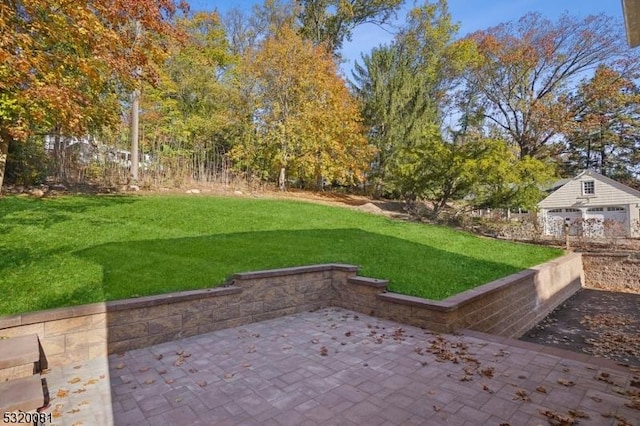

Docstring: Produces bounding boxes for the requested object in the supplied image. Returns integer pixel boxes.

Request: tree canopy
[464,12,638,160]
[0,0,187,190]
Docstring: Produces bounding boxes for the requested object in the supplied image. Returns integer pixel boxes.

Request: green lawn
[0,194,563,316]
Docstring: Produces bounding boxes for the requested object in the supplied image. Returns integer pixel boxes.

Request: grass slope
[0,195,563,315]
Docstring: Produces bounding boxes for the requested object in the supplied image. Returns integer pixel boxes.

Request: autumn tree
[464,12,638,160]
[297,0,402,52]
[563,65,640,184]
[224,0,297,55]
[0,0,187,192]
[141,12,237,183]
[233,25,372,190]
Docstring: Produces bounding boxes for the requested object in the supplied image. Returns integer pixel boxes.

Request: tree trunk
[278,167,286,191]
[0,135,8,195]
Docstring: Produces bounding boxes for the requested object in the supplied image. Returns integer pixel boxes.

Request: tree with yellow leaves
[233,25,373,190]
[0,0,187,191]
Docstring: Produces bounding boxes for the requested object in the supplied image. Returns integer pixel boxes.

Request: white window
[607,206,625,211]
[564,208,580,212]
[587,207,603,212]
[582,180,595,195]
[549,209,562,213]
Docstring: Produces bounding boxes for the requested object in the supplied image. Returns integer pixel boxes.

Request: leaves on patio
[513,389,530,402]
[539,409,578,425]
[556,378,575,387]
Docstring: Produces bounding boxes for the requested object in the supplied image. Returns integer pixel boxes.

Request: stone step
[0,334,46,381]
[0,334,41,370]
[0,375,47,413]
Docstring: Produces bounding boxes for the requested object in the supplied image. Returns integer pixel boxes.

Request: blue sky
[187,0,625,72]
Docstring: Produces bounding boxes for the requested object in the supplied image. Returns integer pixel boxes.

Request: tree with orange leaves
[0,0,187,192]
[464,12,638,160]
[564,65,640,185]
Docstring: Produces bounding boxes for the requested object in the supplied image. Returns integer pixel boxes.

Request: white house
[538,170,640,238]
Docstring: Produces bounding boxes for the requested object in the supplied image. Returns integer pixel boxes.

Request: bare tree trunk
[279,167,286,191]
[0,135,8,195]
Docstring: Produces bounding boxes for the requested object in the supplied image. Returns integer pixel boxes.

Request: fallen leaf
[198,381,207,388]
[513,389,531,402]
[115,363,125,370]
[73,365,82,370]
[557,378,575,387]
[535,386,547,394]
[138,367,149,373]
[68,377,81,384]
[482,384,494,394]
[67,408,80,414]
[568,409,589,419]
[320,346,328,356]
[165,379,174,384]
[224,373,235,380]
[56,389,69,398]
[144,379,155,385]
[72,388,86,394]
[625,399,640,410]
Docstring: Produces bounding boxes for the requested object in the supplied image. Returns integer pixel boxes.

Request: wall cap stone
[378,293,454,311]
[106,287,243,311]
[5,287,243,327]
[377,253,578,311]
[232,264,359,280]
[347,276,388,288]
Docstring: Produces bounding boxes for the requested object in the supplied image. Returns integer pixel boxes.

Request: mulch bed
[521,288,640,366]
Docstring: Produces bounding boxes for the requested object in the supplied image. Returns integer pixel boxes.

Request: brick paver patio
[41,308,639,425]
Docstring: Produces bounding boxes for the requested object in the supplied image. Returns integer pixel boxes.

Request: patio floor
[41,308,639,425]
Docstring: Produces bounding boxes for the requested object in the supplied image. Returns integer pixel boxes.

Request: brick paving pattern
[41,308,639,425]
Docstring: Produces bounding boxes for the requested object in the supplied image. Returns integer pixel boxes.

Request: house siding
[539,176,640,209]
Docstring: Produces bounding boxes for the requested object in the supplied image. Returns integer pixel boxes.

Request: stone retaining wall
[582,252,640,293]
[0,255,581,367]
[334,252,583,339]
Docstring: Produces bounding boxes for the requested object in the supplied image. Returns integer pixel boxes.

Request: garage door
[604,206,628,236]
[584,206,628,237]
[584,208,605,237]
[545,208,581,236]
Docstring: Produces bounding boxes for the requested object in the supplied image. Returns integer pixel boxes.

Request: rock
[51,184,67,191]
[234,190,243,195]
[186,189,201,194]
[30,189,45,198]
[128,184,140,192]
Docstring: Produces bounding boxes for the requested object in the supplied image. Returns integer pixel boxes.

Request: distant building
[538,170,640,238]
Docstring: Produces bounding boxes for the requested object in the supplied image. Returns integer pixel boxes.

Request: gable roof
[538,169,640,208]
[577,169,640,198]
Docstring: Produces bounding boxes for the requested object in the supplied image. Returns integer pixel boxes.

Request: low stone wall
[334,252,583,339]
[582,252,640,293]
[0,255,581,367]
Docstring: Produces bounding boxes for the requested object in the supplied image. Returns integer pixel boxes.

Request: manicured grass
[0,195,563,316]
